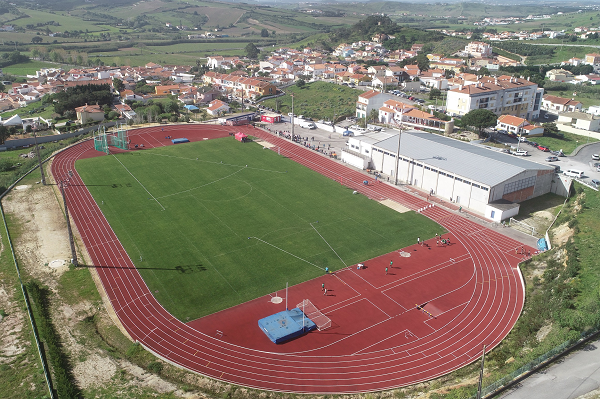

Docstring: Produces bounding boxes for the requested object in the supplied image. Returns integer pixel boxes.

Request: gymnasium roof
[374,131,554,187]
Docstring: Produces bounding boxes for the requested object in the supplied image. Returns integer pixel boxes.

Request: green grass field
[76,138,441,321]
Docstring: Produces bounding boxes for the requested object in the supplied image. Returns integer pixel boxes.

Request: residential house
[207,99,230,116]
[545,69,574,82]
[356,90,393,119]
[541,95,582,114]
[496,115,544,136]
[75,104,105,124]
[114,103,136,120]
[378,99,414,124]
[557,111,600,132]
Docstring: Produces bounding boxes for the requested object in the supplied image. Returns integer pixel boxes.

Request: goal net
[296,299,331,330]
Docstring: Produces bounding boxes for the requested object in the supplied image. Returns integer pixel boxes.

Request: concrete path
[497,337,600,399]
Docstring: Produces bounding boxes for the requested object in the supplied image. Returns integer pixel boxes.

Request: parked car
[592,179,600,186]
[512,150,528,156]
[592,154,600,160]
[527,141,538,146]
[545,156,559,162]
[507,133,517,139]
[537,145,550,152]
[564,169,584,178]
[342,130,354,136]
[518,136,528,142]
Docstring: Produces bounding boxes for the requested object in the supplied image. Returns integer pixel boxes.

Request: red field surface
[51,124,529,394]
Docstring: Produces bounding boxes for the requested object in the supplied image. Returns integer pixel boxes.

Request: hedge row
[25,281,80,399]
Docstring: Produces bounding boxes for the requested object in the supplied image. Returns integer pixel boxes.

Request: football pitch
[76,138,442,321]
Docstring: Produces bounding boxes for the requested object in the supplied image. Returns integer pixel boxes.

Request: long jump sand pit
[380,198,411,213]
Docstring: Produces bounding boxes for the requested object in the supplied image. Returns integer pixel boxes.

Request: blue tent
[184,105,199,111]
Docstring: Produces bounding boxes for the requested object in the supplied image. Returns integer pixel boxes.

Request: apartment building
[445,75,543,120]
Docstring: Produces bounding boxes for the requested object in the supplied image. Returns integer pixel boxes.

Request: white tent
[2,114,23,126]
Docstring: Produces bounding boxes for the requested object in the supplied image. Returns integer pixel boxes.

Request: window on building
[503,176,537,195]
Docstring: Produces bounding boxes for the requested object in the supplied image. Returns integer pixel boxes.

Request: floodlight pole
[476,344,487,399]
[32,130,46,185]
[290,94,294,140]
[394,110,404,185]
[60,179,78,267]
[285,282,288,310]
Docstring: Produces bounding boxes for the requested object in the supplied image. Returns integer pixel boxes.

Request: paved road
[498,337,600,399]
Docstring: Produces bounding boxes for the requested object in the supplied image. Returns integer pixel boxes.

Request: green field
[1,61,60,76]
[76,138,441,321]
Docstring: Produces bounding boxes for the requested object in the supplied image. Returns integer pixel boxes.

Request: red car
[537,145,550,152]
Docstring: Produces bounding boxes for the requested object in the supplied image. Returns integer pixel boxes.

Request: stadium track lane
[50,124,528,393]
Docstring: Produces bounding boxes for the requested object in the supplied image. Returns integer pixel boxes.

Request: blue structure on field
[258,308,316,344]
[171,138,190,144]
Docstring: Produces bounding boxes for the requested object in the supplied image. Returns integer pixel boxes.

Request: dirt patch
[3,182,71,286]
[73,354,117,389]
[552,222,574,247]
[0,284,29,363]
[536,323,553,342]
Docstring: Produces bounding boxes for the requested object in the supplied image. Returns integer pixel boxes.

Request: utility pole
[476,344,487,399]
[60,180,78,267]
[32,131,46,185]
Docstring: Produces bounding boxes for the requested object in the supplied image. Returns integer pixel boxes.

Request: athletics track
[51,124,529,394]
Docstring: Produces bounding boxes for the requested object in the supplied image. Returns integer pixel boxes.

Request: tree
[245,42,260,59]
[31,36,43,44]
[542,122,561,137]
[461,109,497,137]
[260,28,269,37]
[429,88,441,100]
[112,78,124,92]
[296,79,306,89]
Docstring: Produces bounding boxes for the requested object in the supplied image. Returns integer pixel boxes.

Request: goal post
[296,299,331,331]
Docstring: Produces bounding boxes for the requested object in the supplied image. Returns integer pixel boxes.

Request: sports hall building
[344,131,559,221]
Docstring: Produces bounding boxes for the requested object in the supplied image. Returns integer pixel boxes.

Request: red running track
[51,124,528,394]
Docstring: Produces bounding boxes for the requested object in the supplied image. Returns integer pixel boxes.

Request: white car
[512,150,528,156]
[592,154,600,160]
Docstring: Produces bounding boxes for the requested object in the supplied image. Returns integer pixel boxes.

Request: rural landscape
[1,0,600,398]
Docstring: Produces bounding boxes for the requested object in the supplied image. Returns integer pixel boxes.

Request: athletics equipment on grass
[171,138,190,144]
[296,299,331,330]
[258,308,316,344]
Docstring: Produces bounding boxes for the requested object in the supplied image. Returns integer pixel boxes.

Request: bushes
[26,281,80,398]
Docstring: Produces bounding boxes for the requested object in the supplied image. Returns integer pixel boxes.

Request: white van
[300,121,316,129]
[564,169,584,178]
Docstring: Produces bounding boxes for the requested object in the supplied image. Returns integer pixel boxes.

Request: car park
[537,145,550,152]
[545,156,559,162]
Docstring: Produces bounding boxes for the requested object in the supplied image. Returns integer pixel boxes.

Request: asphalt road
[489,131,600,186]
[498,337,600,399]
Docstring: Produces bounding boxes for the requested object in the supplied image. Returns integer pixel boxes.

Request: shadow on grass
[77,264,207,273]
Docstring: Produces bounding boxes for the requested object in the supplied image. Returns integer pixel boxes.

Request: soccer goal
[509,217,537,237]
[296,299,331,330]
